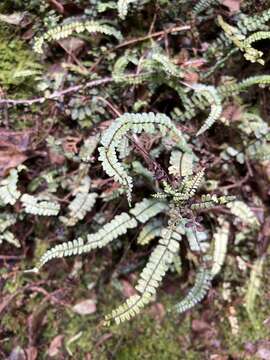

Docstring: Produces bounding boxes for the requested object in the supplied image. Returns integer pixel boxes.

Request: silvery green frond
[21,194,60,216]
[0,168,21,205]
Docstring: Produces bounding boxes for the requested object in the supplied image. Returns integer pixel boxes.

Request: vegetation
[0,0,269,358]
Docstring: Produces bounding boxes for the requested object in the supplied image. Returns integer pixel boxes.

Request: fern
[117,0,137,19]
[27,198,166,272]
[68,192,97,221]
[173,265,212,313]
[104,226,181,325]
[226,200,259,228]
[193,0,219,15]
[211,218,230,277]
[0,168,21,205]
[137,220,162,246]
[0,231,20,248]
[245,256,265,326]
[194,85,222,136]
[34,19,122,54]
[130,198,168,223]
[169,150,194,177]
[99,112,190,204]
[21,194,60,216]
[191,194,236,210]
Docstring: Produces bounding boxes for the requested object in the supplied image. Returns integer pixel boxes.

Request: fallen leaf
[222,0,241,13]
[149,302,166,322]
[72,299,96,315]
[48,335,64,357]
[25,347,37,360]
[192,319,211,332]
[0,129,32,177]
[121,279,137,298]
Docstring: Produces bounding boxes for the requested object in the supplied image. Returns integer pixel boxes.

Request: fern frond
[27,237,88,273]
[68,192,97,221]
[237,8,270,33]
[87,212,137,249]
[79,135,100,162]
[0,168,21,205]
[150,53,184,78]
[180,169,205,199]
[194,85,222,136]
[191,194,236,210]
[245,256,265,325]
[173,267,212,313]
[105,226,181,325]
[193,0,219,14]
[169,150,194,177]
[117,0,137,19]
[0,213,16,232]
[0,230,20,248]
[130,198,167,223]
[21,194,60,216]
[226,200,259,228]
[137,220,162,246]
[211,218,230,277]
[99,112,190,203]
[34,20,122,54]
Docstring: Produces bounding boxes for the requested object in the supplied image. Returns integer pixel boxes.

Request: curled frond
[34,20,122,54]
[173,267,212,313]
[21,194,60,216]
[99,112,190,203]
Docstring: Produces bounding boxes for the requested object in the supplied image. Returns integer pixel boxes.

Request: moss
[0,24,43,97]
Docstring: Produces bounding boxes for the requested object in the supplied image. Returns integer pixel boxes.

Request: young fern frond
[191,194,236,210]
[211,218,230,277]
[104,226,181,325]
[169,150,194,177]
[21,194,60,216]
[34,20,122,54]
[99,112,190,203]
[180,169,205,200]
[137,220,162,246]
[0,168,21,205]
[173,266,212,313]
[194,85,222,136]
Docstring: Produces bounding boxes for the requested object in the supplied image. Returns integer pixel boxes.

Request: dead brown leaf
[0,129,32,177]
[72,299,97,315]
[121,279,137,298]
[48,335,64,357]
[222,0,241,13]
